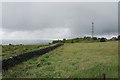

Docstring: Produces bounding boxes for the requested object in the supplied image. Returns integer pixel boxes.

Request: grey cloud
[2,2,118,39]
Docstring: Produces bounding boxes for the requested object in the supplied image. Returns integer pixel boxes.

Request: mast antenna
[92,22,94,38]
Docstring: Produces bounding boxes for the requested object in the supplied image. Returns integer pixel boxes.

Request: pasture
[1,44,50,59]
[2,41,118,78]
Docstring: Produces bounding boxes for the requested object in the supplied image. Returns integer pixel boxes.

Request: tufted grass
[2,41,118,78]
[1,44,55,59]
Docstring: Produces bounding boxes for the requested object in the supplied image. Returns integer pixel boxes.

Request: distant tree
[49,43,51,45]
[71,40,74,43]
[74,38,79,40]
[9,43,12,45]
[83,36,87,39]
[86,37,91,39]
[118,35,120,40]
[52,40,58,44]
[63,38,66,41]
[100,38,106,42]
[83,36,91,40]
[92,37,97,40]
[98,38,101,40]
[63,38,66,43]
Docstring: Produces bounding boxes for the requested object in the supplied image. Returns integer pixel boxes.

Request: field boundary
[2,43,64,71]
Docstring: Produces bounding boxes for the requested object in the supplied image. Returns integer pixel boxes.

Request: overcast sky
[1,2,118,40]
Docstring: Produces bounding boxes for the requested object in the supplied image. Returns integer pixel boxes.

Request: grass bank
[2,41,118,78]
[1,44,54,59]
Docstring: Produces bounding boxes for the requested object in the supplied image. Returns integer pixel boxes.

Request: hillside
[52,37,107,44]
[1,44,50,59]
[3,41,118,78]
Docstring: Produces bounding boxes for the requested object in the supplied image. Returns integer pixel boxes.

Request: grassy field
[1,44,51,59]
[2,41,118,78]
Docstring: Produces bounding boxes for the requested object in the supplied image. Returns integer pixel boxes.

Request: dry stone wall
[2,43,64,70]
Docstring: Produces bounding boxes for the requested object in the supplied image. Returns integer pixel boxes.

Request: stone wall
[2,43,64,71]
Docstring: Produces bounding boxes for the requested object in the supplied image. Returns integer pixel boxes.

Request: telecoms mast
[92,22,94,38]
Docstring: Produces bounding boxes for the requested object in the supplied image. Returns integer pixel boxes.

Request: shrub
[98,38,101,40]
[92,37,97,40]
[9,43,12,46]
[71,40,74,43]
[63,39,66,43]
[52,40,59,44]
[63,38,66,41]
[118,35,120,40]
[100,38,106,42]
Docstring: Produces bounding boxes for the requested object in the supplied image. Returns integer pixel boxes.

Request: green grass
[2,41,118,78]
[53,37,101,44]
[1,44,52,59]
